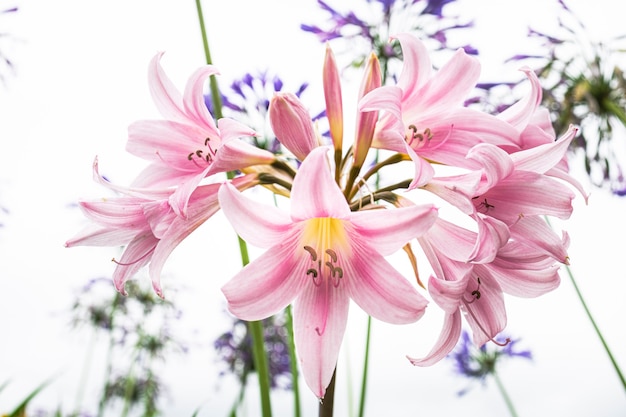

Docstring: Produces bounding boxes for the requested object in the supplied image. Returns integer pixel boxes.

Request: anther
[304,245,318,261]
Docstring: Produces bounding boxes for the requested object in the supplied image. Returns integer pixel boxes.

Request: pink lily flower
[65,158,258,297]
[218,146,438,398]
[127,53,275,217]
[360,33,521,187]
[410,218,506,366]
[409,212,568,366]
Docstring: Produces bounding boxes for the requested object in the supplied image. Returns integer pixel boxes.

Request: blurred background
[1,0,625,416]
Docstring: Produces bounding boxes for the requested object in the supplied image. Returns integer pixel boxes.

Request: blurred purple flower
[0,4,18,84]
[302,0,476,84]
[204,71,309,153]
[214,312,292,390]
[448,330,532,395]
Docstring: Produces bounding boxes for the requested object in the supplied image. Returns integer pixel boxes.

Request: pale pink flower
[127,53,275,217]
[408,213,568,365]
[65,158,258,297]
[360,33,521,187]
[218,146,438,398]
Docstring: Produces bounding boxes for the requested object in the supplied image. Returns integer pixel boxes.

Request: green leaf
[8,377,55,417]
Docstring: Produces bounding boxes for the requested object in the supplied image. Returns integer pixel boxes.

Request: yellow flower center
[301,217,349,287]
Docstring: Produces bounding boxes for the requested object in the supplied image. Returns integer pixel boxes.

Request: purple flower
[421,0,457,17]
[204,71,309,153]
[214,313,293,390]
[301,0,476,84]
[448,330,532,395]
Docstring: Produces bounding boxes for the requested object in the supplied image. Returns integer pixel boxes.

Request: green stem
[563,263,626,391]
[285,305,302,417]
[493,371,519,417]
[318,368,336,417]
[194,2,273,415]
[194,0,223,119]
[357,316,372,417]
[348,153,409,200]
[545,217,626,393]
[249,320,273,417]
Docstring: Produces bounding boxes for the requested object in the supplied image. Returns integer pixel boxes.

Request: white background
[1,0,625,416]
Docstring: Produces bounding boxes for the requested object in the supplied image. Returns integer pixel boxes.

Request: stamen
[490,337,512,347]
[304,245,318,261]
[474,197,495,212]
[111,247,154,267]
[463,276,482,304]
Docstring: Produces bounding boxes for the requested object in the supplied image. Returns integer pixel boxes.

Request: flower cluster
[67,33,584,399]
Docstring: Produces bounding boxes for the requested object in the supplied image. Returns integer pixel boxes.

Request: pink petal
[127,120,210,172]
[168,170,208,218]
[509,215,569,263]
[293,276,350,399]
[482,172,575,223]
[469,214,510,263]
[112,233,158,296]
[218,181,293,248]
[345,248,428,323]
[407,311,462,366]
[512,124,577,173]
[148,52,187,123]
[148,184,223,295]
[392,33,432,100]
[423,172,481,215]
[207,138,275,176]
[216,117,258,141]
[497,67,542,130]
[65,224,140,248]
[221,237,307,320]
[480,259,561,298]
[427,274,468,313]
[183,65,220,132]
[466,144,515,192]
[348,204,438,256]
[414,47,481,114]
[290,147,350,221]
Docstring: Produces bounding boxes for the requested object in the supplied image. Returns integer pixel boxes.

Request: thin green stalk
[563,263,626,391]
[492,371,519,417]
[285,305,302,417]
[120,350,138,417]
[357,316,372,417]
[545,218,626,392]
[194,2,273,416]
[194,0,222,119]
